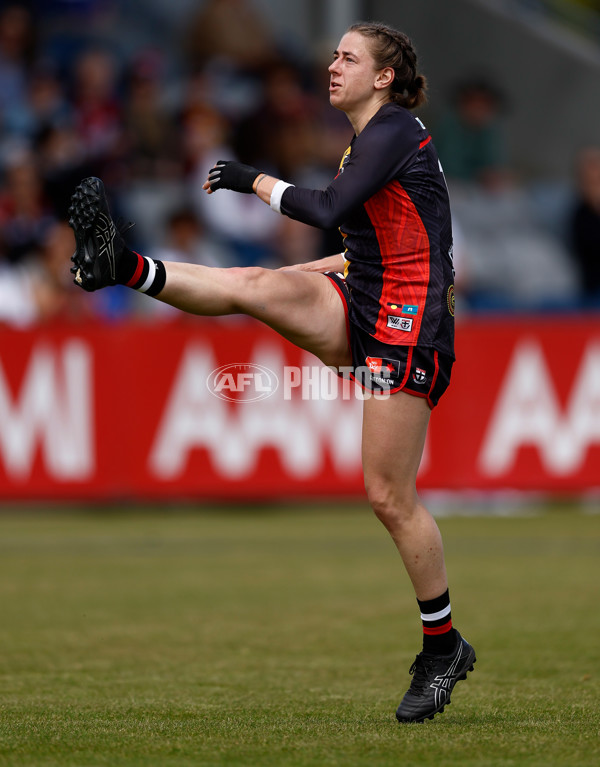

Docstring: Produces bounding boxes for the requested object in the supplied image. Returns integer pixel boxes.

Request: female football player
[69,21,475,723]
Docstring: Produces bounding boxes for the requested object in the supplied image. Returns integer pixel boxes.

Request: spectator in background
[71,46,124,179]
[0,220,91,326]
[136,205,233,319]
[435,77,509,190]
[435,75,577,311]
[151,205,231,269]
[24,59,71,136]
[184,0,281,129]
[184,0,277,74]
[232,60,343,263]
[28,220,93,321]
[37,120,92,220]
[570,146,600,304]
[184,101,281,267]
[0,4,37,141]
[122,50,181,182]
[234,61,319,179]
[0,150,55,264]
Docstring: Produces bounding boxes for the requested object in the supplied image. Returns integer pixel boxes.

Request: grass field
[0,503,598,767]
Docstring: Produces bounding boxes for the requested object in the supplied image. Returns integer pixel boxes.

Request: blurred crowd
[0,0,599,326]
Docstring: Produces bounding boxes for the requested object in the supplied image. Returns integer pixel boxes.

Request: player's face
[328,31,380,113]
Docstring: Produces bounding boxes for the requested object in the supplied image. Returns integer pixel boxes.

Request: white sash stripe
[270,180,293,213]
[138,258,156,293]
[420,603,452,622]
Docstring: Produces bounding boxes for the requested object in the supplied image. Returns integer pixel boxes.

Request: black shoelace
[407,653,436,696]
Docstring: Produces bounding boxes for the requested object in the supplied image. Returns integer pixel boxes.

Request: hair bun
[406,74,427,109]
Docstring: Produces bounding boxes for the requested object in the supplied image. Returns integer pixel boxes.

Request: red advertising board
[0,315,599,500]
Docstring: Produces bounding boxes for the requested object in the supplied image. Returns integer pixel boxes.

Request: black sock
[113,246,139,285]
[417,589,458,655]
[121,248,166,296]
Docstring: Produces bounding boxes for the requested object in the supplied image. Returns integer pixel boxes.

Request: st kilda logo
[207,363,279,402]
[412,367,428,385]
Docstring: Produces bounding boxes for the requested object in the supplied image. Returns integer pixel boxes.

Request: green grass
[0,504,598,766]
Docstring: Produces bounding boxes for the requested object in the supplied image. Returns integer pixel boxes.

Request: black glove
[207,160,261,194]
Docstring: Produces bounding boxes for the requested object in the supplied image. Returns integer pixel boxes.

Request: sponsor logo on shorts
[371,375,394,387]
[364,357,398,387]
[387,315,413,332]
[412,367,428,385]
[365,357,398,376]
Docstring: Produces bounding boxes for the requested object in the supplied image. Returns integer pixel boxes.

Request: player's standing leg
[361,392,476,722]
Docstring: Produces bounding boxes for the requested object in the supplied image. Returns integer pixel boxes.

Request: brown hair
[347,21,427,110]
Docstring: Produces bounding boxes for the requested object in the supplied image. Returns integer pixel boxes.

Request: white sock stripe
[420,604,452,622]
[269,180,293,213]
[138,257,156,293]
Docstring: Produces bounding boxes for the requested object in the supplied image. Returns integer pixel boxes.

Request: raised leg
[158,262,351,368]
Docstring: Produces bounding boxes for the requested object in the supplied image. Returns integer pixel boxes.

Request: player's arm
[201,152,388,230]
[279,116,421,228]
[202,113,420,227]
[202,151,390,229]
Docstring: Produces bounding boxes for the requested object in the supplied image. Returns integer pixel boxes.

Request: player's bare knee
[366,479,416,531]
[228,266,271,312]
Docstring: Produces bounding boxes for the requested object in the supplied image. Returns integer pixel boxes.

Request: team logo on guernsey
[447,285,455,317]
[413,367,428,385]
[387,315,413,332]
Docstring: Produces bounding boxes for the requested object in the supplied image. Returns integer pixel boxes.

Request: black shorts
[325,271,454,408]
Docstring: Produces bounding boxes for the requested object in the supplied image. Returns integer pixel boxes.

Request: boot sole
[68,178,112,289]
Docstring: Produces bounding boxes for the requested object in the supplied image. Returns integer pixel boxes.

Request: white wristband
[270,180,294,213]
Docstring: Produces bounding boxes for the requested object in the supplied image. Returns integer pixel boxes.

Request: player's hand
[203,160,261,194]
